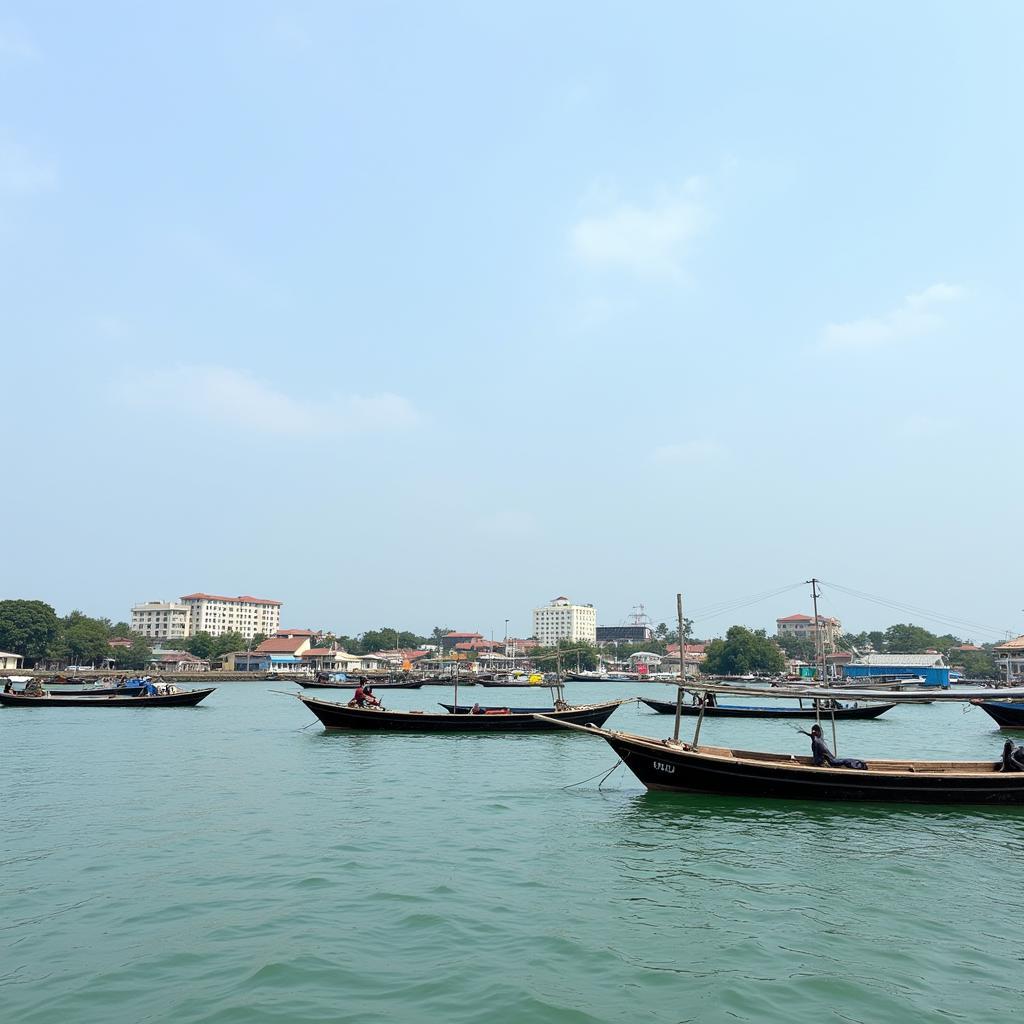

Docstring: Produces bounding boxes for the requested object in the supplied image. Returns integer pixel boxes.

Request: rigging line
[561,759,623,790]
[818,580,1011,637]
[818,580,1005,631]
[688,582,807,621]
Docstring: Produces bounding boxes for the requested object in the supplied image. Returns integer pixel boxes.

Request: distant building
[994,636,1024,682]
[776,614,842,646]
[843,652,950,688]
[441,632,484,652]
[131,601,192,641]
[532,596,597,646]
[180,593,282,639]
[596,624,652,643]
[254,632,312,673]
[0,650,24,670]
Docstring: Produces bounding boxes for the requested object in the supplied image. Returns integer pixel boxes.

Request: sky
[2,1,1022,644]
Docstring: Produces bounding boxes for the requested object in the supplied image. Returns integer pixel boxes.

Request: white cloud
[650,440,724,465]
[119,365,418,439]
[570,179,708,278]
[820,284,966,353]
[0,139,57,194]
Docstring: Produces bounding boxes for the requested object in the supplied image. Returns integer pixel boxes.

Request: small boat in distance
[297,678,424,690]
[638,697,896,720]
[0,687,216,708]
[296,694,629,732]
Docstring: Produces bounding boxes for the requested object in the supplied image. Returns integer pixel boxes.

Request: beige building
[131,601,192,641]
[532,596,597,646]
[776,614,842,646]
[994,635,1024,682]
[180,593,282,639]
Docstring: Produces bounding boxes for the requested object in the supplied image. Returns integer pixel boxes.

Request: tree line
[0,600,153,669]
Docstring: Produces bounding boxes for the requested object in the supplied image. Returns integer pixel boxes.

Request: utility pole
[805,578,827,684]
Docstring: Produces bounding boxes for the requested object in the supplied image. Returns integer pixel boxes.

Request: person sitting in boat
[24,678,47,697]
[801,724,868,770]
[349,683,381,708]
[3,681,11,693]
[470,702,485,715]
[999,740,1024,772]
[140,678,159,696]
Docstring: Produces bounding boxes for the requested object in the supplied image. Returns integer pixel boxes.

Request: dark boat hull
[638,698,896,720]
[973,701,1024,729]
[0,688,216,708]
[300,696,625,732]
[16,686,146,697]
[298,680,425,690]
[598,731,1024,805]
[440,703,554,714]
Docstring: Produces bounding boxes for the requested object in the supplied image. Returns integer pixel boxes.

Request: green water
[3,682,1022,1023]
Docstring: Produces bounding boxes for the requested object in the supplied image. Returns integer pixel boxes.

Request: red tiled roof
[302,648,335,657]
[276,629,316,636]
[777,614,813,622]
[255,637,307,654]
[180,592,282,605]
[445,632,483,639]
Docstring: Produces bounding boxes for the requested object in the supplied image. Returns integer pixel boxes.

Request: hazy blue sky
[2,2,1022,642]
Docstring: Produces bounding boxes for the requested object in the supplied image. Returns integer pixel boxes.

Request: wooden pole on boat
[673,593,685,743]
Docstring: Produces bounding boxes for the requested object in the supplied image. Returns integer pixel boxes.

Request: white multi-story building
[179,593,282,639]
[131,601,192,641]
[532,596,597,646]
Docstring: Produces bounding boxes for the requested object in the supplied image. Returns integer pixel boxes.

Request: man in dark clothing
[801,723,868,770]
[999,740,1024,772]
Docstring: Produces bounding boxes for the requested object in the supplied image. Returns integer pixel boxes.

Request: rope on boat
[561,759,623,790]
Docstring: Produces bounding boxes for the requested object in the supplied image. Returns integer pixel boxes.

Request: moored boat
[297,679,425,690]
[638,697,896,720]
[971,700,1024,729]
[13,685,146,697]
[540,720,1024,805]
[297,694,628,732]
[0,687,216,708]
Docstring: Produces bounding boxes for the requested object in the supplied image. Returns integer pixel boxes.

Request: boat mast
[807,576,840,753]
[673,592,685,743]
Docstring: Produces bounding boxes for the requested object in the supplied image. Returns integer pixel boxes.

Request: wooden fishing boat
[13,685,146,697]
[638,697,896,720]
[297,679,425,690]
[539,720,1024,805]
[971,700,1024,729]
[297,694,628,732]
[0,687,216,708]
[439,702,554,714]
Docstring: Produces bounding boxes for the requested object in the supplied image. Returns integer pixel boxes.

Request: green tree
[250,632,268,647]
[431,625,454,646]
[654,622,669,640]
[211,631,246,658]
[112,636,153,671]
[775,634,818,662]
[63,615,113,666]
[702,626,785,676]
[360,627,426,653]
[183,631,215,659]
[950,649,999,680]
[530,639,600,673]
[882,623,960,654]
[0,599,60,664]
